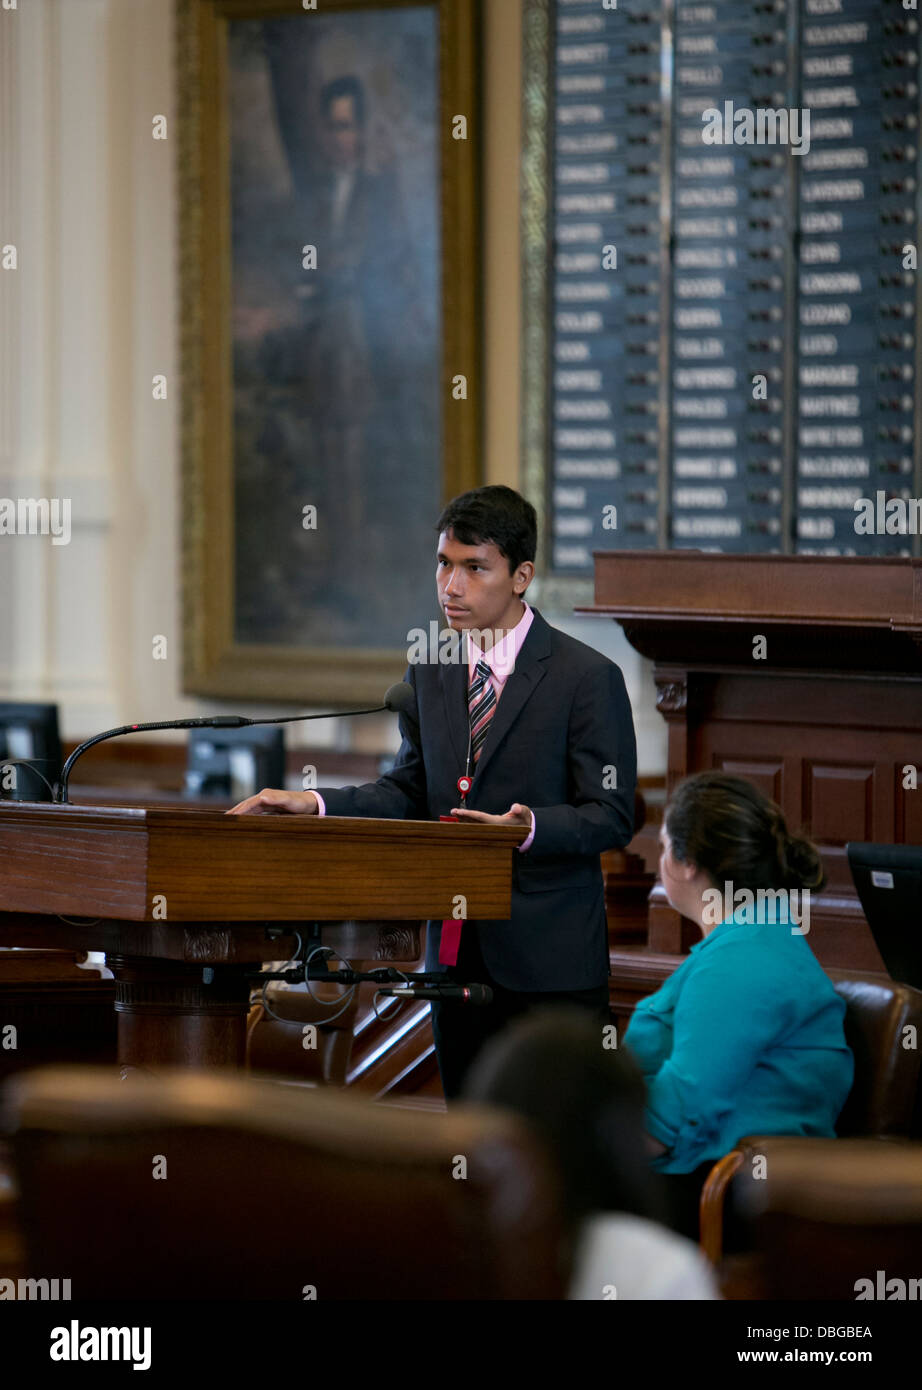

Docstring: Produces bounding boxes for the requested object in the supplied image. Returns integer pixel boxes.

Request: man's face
[323,94,361,169]
[436,529,526,638]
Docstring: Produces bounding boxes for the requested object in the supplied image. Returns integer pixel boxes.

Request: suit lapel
[472,608,552,785]
[438,627,470,769]
[438,610,553,785]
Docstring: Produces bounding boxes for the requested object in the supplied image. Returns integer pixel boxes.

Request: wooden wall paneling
[708,756,784,806]
[874,758,897,846]
[804,762,876,846]
[783,755,801,835]
[896,766,922,844]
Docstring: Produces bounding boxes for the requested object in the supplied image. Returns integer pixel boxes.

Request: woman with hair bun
[624,771,854,1242]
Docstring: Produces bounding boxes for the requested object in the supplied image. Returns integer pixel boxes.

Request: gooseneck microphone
[54,682,415,804]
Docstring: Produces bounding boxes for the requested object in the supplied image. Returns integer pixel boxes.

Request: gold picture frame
[178,0,482,705]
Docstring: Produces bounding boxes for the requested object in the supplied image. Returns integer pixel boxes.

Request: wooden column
[107,956,252,1073]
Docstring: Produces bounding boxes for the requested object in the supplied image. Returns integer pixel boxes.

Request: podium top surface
[0,803,527,922]
[0,801,526,844]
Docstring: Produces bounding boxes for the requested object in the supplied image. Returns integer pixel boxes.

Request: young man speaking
[229,486,637,1098]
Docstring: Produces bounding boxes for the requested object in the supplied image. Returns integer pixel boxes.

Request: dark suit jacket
[319,608,638,992]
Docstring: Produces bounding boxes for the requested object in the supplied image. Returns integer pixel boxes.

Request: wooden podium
[0,804,525,1072]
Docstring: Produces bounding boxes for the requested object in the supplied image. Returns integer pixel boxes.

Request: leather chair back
[830,975,922,1138]
[246,977,359,1086]
[1,1066,568,1300]
[749,1139,922,1300]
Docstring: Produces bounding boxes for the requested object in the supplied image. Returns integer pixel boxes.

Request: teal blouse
[623,908,854,1174]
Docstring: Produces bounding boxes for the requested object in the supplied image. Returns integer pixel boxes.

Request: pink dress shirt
[313,602,536,851]
[465,601,535,850]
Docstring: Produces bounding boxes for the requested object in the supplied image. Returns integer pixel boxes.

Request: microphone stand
[249,946,490,1004]
[250,964,448,987]
[53,689,413,802]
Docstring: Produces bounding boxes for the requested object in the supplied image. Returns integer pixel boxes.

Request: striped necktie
[468,658,497,765]
[439,658,497,969]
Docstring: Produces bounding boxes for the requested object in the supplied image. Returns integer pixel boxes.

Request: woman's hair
[664,771,825,893]
[462,1007,666,1235]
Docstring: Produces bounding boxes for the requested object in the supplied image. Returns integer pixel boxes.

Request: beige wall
[1,0,664,775]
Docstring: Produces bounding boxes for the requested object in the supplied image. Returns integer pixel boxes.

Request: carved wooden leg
[107,956,253,1072]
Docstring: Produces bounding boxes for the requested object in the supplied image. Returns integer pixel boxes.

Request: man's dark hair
[435,485,537,575]
[463,1008,665,1239]
[320,75,366,129]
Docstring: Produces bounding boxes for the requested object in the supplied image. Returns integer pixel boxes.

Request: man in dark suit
[230,486,637,1097]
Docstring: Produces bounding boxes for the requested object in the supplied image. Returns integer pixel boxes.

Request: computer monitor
[0,702,62,802]
[184,725,286,801]
[846,842,922,991]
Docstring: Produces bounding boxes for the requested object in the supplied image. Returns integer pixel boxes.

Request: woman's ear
[678,858,700,882]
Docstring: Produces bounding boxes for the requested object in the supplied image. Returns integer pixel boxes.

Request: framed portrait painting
[178,0,481,704]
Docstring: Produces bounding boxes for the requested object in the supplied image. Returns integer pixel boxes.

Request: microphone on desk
[54,682,416,804]
[376,982,494,1006]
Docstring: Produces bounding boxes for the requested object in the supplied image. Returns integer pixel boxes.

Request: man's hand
[449,802,533,829]
[226,789,319,815]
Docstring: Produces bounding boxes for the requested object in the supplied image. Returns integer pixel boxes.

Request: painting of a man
[229,10,441,649]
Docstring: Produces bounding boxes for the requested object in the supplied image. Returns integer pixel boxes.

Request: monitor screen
[847,842,922,992]
[184,725,285,801]
[0,702,62,802]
